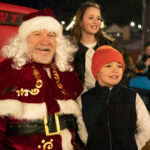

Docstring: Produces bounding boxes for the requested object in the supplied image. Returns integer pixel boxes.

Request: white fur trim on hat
[18,16,63,40]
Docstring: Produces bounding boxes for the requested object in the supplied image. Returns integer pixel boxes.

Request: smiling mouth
[109,75,119,79]
[37,48,50,51]
[91,26,98,29]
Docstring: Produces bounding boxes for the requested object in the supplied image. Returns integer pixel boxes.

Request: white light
[61,21,65,25]
[130,21,135,27]
[100,21,105,28]
[147,29,150,32]
[66,20,75,31]
[116,32,120,37]
[138,24,142,29]
[65,16,76,31]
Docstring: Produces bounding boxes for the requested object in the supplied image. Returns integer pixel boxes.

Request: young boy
[81,45,150,150]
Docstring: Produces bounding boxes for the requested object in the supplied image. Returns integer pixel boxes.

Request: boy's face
[97,62,123,88]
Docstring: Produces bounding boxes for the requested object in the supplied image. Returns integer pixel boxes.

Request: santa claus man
[0,8,87,150]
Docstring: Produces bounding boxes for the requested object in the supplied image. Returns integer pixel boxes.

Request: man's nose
[41,36,51,45]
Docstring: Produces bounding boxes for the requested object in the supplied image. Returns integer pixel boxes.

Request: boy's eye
[105,64,111,67]
[118,65,122,68]
[88,16,93,19]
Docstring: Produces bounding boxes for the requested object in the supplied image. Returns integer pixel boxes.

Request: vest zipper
[106,93,113,150]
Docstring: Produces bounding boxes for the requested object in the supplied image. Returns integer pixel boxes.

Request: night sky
[0,0,142,26]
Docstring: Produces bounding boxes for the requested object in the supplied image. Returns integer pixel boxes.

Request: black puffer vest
[82,83,137,150]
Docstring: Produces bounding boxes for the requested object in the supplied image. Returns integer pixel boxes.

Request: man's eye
[48,34,56,38]
[33,33,40,36]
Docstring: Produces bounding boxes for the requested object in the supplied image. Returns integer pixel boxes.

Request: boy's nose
[112,67,119,72]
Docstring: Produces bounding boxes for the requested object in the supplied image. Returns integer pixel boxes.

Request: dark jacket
[74,42,98,83]
[82,83,138,150]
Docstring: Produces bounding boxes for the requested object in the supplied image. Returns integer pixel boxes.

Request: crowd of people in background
[129,41,150,111]
[0,1,150,150]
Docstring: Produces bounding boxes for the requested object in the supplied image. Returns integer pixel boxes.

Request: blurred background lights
[66,16,76,31]
[138,24,142,29]
[100,21,105,28]
[130,21,135,27]
[61,21,65,25]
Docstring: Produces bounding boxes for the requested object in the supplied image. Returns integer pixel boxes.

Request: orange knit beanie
[91,45,125,79]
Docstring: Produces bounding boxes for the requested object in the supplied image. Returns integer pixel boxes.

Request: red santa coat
[0,59,86,150]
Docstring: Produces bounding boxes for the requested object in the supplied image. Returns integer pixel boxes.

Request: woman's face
[80,7,102,36]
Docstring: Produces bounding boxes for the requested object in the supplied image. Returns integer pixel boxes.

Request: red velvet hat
[23,8,55,21]
[91,45,125,79]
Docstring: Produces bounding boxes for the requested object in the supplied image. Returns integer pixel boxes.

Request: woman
[70,1,131,89]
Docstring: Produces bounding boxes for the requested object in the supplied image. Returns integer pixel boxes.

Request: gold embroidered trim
[51,63,68,95]
[16,65,43,97]
[38,139,54,150]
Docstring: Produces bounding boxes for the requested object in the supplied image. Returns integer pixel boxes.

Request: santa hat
[18,8,63,40]
[91,45,125,79]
